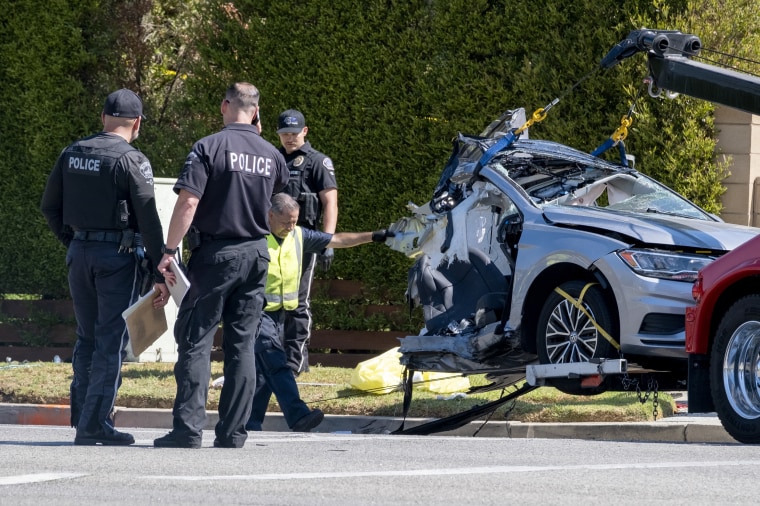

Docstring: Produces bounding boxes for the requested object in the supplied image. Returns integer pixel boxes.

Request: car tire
[709,294,760,444]
[536,280,619,395]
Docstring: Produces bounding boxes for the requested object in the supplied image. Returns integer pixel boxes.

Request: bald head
[102,114,140,143]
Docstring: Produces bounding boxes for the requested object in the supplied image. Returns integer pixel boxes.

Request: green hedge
[1,0,753,304]
[181,0,728,302]
[0,0,99,296]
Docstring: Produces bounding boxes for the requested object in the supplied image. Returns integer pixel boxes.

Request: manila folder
[122,290,168,356]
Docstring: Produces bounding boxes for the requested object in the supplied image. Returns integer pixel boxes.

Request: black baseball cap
[103,89,146,119]
[276,109,306,133]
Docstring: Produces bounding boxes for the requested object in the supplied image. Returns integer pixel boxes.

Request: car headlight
[617,249,714,282]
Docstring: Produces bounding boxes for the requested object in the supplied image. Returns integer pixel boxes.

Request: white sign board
[130,177,180,363]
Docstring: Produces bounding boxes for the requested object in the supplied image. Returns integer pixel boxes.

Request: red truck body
[686,234,760,354]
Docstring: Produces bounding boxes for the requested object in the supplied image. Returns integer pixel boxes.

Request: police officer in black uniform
[153,82,288,449]
[276,109,339,375]
[40,88,170,446]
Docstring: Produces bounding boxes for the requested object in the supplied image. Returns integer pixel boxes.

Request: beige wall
[714,106,760,226]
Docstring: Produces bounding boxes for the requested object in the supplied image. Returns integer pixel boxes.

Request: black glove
[318,248,334,271]
[371,229,395,242]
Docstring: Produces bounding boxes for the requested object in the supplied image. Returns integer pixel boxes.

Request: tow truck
[598,28,760,444]
[392,28,760,443]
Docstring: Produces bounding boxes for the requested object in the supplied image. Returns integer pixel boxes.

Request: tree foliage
[2,0,757,302]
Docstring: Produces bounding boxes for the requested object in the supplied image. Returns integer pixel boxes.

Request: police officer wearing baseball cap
[153,82,289,449]
[103,88,148,120]
[276,109,339,376]
[41,88,170,446]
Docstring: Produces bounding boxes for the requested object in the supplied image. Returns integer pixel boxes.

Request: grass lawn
[0,361,674,423]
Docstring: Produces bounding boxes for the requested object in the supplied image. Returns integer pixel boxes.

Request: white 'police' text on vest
[68,156,101,173]
[227,152,273,176]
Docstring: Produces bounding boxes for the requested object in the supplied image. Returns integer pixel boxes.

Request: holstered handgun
[119,229,135,253]
[117,200,133,253]
[187,225,202,251]
[298,192,318,228]
[118,200,129,226]
[133,233,152,295]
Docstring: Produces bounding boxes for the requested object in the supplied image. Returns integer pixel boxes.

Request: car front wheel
[536,280,619,395]
[710,294,760,444]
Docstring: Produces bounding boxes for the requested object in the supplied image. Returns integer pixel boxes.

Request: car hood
[541,205,760,251]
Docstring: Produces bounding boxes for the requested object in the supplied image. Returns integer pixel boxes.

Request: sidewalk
[0,403,737,443]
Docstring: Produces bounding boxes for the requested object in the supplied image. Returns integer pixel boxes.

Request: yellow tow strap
[553,283,620,351]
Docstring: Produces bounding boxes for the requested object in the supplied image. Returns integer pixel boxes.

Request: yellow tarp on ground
[349,347,470,395]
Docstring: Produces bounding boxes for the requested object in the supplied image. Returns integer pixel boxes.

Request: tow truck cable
[477,66,600,168]
[393,379,538,436]
[590,76,648,163]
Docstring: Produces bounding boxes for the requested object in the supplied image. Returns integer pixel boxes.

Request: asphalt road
[0,400,736,444]
[0,424,757,505]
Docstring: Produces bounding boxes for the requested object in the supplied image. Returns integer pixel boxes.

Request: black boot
[75,427,135,446]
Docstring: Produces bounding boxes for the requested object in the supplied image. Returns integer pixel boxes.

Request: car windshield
[436,130,714,221]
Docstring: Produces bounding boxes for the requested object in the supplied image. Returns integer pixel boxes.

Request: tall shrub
[182,0,733,299]
[0,0,98,296]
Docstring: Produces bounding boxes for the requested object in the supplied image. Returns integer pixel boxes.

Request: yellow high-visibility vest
[264,227,303,311]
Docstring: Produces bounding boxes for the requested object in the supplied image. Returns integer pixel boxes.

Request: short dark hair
[225,82,259,110]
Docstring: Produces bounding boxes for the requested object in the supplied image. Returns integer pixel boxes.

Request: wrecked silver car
[386,108,760,394]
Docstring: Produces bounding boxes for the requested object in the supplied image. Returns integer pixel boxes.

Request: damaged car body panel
[386,108,760,393]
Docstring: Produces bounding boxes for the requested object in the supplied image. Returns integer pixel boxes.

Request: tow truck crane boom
[601,29,760,116]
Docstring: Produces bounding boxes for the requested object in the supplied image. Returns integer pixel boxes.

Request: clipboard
[122,290,168,356]
[168,258,191,306]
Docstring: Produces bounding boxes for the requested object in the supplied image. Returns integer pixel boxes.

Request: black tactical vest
[61,135,134,230]
[283,155,320,228]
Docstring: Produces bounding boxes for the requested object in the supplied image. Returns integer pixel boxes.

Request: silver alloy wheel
[723,321,760,419]
[537,280,617,395]
[544,298,598,363]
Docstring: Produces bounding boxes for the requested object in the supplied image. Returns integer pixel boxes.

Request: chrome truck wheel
[710,294,760,443]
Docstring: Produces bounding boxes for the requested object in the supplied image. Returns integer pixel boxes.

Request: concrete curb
[0,403,738,444]
[0,403,71,427]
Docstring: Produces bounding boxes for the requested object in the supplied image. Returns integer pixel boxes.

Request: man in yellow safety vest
[246,192,394,432]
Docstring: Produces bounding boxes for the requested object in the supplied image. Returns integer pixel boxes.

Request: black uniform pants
[171,238,268,447]
[283,251,317,374]
[67,239,140,433]
[247,310,311,431]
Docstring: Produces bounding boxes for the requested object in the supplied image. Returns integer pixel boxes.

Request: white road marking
[147,460,760,481]
[0,473,86,485]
